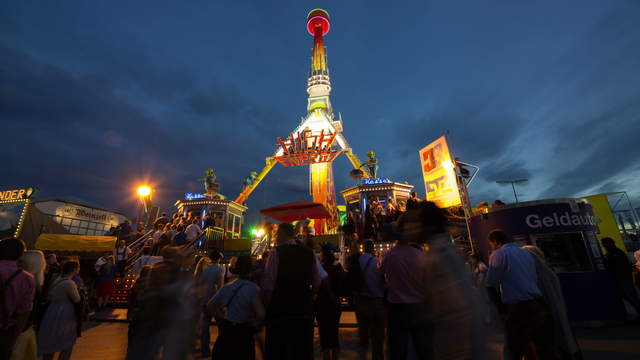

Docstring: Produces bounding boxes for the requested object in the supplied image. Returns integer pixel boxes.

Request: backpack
[343,253,373,298]
[0,269,23,330]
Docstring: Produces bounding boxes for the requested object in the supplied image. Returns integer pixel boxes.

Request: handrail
[124,230,155,270]
[129,229,155,251]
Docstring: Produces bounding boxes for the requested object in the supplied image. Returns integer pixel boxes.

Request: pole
[512,182,519,203]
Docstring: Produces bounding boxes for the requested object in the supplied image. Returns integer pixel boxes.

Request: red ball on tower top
[307,8,330,36]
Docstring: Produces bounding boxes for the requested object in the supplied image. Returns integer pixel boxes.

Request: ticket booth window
[532,232,592,272]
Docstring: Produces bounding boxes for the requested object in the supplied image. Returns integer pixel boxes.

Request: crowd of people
[2,198,640,360]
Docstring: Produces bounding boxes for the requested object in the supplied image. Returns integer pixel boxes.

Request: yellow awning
[35,234,117,252]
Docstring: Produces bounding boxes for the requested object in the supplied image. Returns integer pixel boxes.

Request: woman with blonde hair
[10,251,46,360]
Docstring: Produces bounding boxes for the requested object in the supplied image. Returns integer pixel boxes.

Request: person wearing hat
[207,255,264,360]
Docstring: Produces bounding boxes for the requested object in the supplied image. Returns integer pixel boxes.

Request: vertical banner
[585,193,627,251]
[419,135,462,208]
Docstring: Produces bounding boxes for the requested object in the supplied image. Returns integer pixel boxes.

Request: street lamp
[496,179,528,203]
[136,185,153,222]
[136,185,152,197]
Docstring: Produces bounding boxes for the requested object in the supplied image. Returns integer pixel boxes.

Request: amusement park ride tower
[235,9,370,234]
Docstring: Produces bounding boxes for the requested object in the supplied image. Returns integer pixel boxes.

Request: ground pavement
[71,310,640,360]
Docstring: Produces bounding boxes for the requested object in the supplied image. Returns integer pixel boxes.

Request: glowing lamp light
[251,228,265,237]
[137,185,152,197]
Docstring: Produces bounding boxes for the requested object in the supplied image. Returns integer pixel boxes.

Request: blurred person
[412,202,488,360]
[468,252,488,288]
[487,229,558,360]
[601,237,640,319]
[406,191,420,210]
[208,255,265,360]
[172,225,188,247]
[154,212,169,227]
[315,243,344,360]
[126,246,196,360]
[150,223,163,246]
[523,246,581,360]
[167,224,178,241]
[261,223,327,360]
[94,251,111,272]
[352,240,385,360]
[117,219,134,243]
[10,250,46,360]
[153,233,172,255]
[252,250,270,284]
[136,221,146,234]
[0,238,36,359]
[131,246,162,276]
[113,240,132,277]
[37,260,81,360]
[380,212,430,360]
[44,254,59,273]
[203,214,215,229]
[96,256,117,309]
[186,219,203,243]
[634,248,640,288]
[42,254,60,292]
[127,264,152,353]
[197,249,224,358]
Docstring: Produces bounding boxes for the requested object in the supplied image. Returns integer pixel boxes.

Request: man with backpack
[349,239,386,360]
[0,237,36,359]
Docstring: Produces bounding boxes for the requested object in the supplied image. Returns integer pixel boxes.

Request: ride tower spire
[306,9,332,115]
[234,9,371,235]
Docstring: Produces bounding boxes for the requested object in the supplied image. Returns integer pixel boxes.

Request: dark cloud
[479,161,532,184]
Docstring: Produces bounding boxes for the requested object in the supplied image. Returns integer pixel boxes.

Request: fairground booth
[174,176,248,253]
[470,198,628,322]
[0,186,122,252]
[340,177,413,249]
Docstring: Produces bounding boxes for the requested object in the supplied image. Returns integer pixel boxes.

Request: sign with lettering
[418,136,462,208]
[56,205,119,224]
[185,193,206,200]
[362,178,392,185]
[0,187,35,201]
[274,129,342,167]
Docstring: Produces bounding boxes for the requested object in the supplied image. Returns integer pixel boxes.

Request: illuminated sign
[185,193,206,200]
[363,178,392,185]
[419,136,462,208]
[274,129,343,167]
[0,187,35,201]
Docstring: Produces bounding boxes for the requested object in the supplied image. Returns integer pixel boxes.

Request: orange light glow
[136,185,152,197]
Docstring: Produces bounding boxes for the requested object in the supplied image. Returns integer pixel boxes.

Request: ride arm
[343,148,371,178]
[234,157,277,204]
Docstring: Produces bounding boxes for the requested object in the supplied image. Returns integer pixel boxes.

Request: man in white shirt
[185,219,203,242]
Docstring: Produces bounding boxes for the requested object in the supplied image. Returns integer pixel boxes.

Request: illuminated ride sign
[274,129,343,167]
[419,136,462,208]
[0,187,35,201]
[185,193,206,200]
[362,178,392,185]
